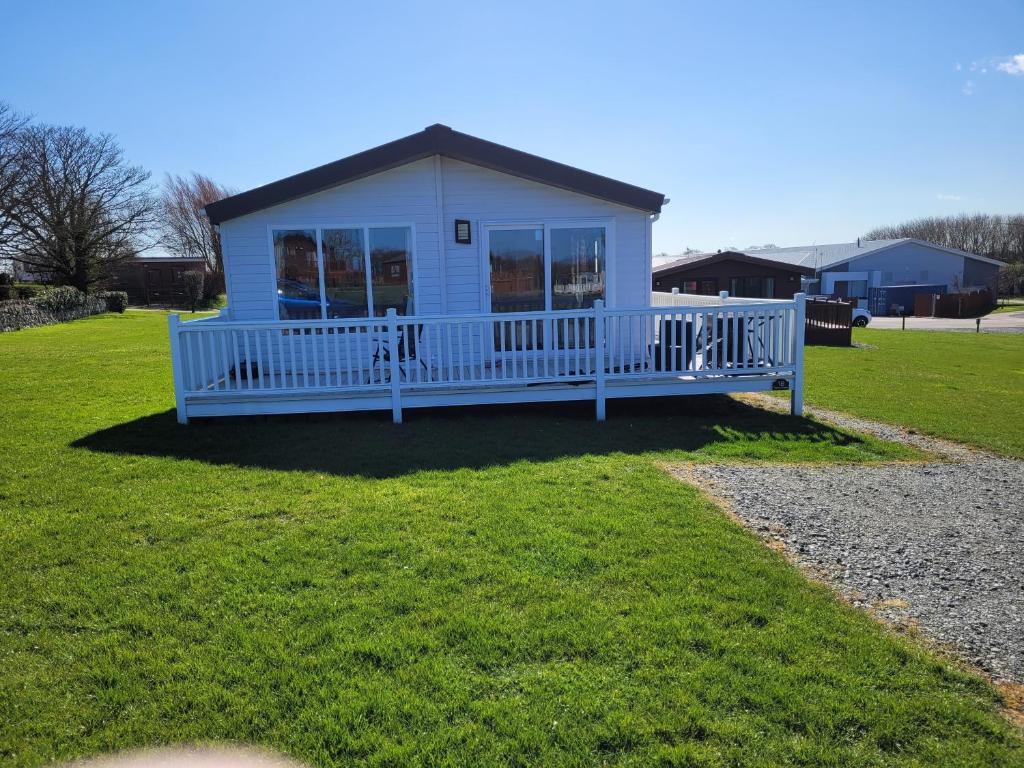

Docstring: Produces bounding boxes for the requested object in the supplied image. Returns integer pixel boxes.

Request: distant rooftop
[731,240,907,269]
[658,238,1003,272]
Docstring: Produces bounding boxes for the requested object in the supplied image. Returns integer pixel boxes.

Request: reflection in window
[322,229,367,318]
[729,276,775,298]
[488,229,544,313]
[369,227,413,316]
[683,278,718,296]
[551,227,605,309]
[274,229,320,320]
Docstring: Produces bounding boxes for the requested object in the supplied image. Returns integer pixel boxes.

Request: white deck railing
[169,294,806,423]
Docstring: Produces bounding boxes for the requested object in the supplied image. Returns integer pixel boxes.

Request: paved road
[869,310,1024,333]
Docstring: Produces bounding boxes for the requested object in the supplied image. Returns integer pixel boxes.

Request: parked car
[852,307,872,327]
[807,295,872,327]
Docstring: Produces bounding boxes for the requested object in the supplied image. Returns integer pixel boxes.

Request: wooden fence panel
[805,299,852,346]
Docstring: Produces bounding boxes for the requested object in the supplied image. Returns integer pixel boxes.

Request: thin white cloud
[962,80,975,96]
[955,61,962,71]
[997,53,1024,76]
[936,193,962,201]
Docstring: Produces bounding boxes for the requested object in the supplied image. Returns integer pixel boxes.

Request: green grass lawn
[795,329,1024,457]
[1,312,1021,767]
[991,299,1024,315]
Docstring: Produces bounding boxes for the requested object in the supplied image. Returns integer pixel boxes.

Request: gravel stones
[681,399,1024,683]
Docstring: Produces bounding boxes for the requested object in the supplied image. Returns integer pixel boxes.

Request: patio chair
[369,322,428,383]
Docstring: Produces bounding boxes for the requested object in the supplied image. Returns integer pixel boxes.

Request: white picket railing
[169,294,806,423]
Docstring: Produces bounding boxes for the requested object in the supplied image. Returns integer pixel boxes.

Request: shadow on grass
[72,396,870,479]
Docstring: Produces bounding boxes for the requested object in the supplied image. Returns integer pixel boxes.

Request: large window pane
[322,228,368,318]
[489,228,544,313]
[551,227,605,309]
[369,227,413,316]
[273,229,321,320]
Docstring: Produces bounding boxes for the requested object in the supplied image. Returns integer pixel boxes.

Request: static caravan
[169,125,806,423]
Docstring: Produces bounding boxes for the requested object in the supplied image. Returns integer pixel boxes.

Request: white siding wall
[219,159,440,321]
[219,156,652,320]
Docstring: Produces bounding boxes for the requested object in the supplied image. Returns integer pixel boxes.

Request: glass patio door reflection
[488,228,544,313]
[487,227,545,352]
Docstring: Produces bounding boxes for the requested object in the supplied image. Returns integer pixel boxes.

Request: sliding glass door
[487,227,545,313]
[484,221,609,352]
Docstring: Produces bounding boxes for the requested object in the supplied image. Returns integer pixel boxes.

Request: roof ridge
[204,126,666,224]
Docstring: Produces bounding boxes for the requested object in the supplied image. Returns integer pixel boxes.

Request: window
[729,276,775,298]
[550,226,605,309]
[274,229,320,320]
[322,229,367,318]
[486,222,611,314]
[273,226,414,320]
[370,227,414,316]
[682,278,718,295]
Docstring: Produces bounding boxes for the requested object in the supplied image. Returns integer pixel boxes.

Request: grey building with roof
[735,239,1002,302]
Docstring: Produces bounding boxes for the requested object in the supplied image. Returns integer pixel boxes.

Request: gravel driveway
[680,400,1024,683]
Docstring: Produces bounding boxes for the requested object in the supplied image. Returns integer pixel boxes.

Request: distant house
[653,250,813,299]
[730,239,1003,310]
[110,256,210,306]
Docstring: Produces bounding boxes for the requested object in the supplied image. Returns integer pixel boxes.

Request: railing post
[167,313,188,424]
[719,290,729,304]
[386,308,403,424]
[671,286,679,307]
[593,300,606,421]
[791,293,806,417]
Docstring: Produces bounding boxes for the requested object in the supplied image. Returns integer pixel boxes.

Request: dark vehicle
[278,280,369,319]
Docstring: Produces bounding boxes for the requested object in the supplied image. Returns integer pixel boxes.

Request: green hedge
[0,287,116,332]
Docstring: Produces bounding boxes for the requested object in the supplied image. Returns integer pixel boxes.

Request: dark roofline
[203,124,666,224]
[654,250,816,276]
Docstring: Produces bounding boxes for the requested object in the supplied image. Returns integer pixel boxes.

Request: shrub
[99,290,128,313]
[15,284,44,300]
[34,286,88,313]
[182,270,205,313]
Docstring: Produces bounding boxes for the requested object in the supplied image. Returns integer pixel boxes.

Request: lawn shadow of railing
[72,396,870,479]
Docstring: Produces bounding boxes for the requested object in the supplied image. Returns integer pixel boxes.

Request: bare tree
[865,213,1024,265]
[0,103,30,261]
[158,173,234,299]
[0,124,155,291]
[868,214,1019,268]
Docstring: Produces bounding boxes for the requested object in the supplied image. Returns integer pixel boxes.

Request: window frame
[479,218,616,312]
[267,223,418,320]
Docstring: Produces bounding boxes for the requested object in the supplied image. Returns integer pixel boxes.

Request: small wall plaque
[455,219,471,245]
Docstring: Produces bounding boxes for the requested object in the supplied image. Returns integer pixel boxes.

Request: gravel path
[679,397,1024,682]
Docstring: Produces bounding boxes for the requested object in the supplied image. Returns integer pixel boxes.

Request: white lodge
[169,125,806,423]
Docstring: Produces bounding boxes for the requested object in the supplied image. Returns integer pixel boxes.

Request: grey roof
[662,239,1003,271]
[204,124,665,224]
[654,250,814,275]
[735,239,908,269]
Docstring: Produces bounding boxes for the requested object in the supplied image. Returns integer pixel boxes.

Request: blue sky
[3,0,1022,255]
